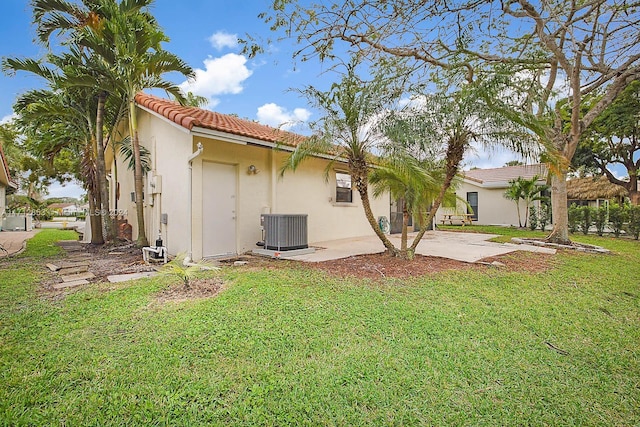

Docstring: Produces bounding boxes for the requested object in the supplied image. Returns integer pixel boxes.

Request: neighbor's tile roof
[463,164,547,184]
[0,142,17,188]
[135,93,305,147]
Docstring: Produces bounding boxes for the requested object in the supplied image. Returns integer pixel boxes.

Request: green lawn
[1,228,639,426]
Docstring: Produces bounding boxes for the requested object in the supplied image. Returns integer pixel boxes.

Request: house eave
[463,178,546,189]
[190,126,345,164]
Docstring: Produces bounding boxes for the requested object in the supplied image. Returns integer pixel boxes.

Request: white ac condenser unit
[261,214,308,251]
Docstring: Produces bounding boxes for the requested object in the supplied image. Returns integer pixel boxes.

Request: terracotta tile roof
[0,142,17,189]
[135,93,306,147]
[463,164,547,184]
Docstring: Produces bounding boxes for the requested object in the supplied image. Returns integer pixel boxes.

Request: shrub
[538,204,551,231]
[568,204,580,234]
[578,206,594,235]
[626,205,640,240]
[608,203,627,237]
[593,205,608,236]
[528,205,538,231]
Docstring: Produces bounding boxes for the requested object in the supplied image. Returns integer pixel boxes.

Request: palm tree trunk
[401,203,409,252]
[354,168,398,256]
[95,91,115,241]
[547,169,571,244]
[88,188,104,245]
[410,134,466,251]
[399,203,412,260]
[129,99,149,247]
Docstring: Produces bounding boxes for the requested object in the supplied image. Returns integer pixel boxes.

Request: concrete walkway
[0,230,40,257]
[283,231,556,263]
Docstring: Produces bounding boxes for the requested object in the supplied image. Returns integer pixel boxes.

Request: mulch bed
[302,250,556,281]
[38,241,559,299]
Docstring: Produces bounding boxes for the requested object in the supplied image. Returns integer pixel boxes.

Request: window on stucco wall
[336,172,352,203]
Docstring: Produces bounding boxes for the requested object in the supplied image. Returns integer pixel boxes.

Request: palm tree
[504,178,526,227]
[12,86,106,243]
[504,175,549,228]
[384,86,536,253]
[283,59,402,255]
[82,1,194,247]
[30,0,194,246]
[370,152,454,258]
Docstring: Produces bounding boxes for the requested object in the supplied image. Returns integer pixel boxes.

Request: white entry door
[202,162,237,257]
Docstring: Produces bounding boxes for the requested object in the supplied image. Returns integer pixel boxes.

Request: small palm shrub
[159,253,220,288]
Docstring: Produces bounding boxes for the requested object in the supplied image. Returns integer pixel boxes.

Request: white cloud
[179,53,252,107]
[1,113,16,124]
[464,142,525,170]
[256,103,311,130]
[47,181,85,199]
[208,31,238,50]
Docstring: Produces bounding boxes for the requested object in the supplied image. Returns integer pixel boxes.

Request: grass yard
[0,228,639,425]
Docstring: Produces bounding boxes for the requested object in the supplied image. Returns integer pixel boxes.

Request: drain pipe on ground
[186,142,203,264]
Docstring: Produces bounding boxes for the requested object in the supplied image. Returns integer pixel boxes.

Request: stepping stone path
[50,240,157,286]
[50,240,95,289]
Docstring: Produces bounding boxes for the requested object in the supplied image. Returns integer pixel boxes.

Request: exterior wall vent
[261,214,308,251]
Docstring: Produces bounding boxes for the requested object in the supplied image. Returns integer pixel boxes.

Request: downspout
[186,142,203,263]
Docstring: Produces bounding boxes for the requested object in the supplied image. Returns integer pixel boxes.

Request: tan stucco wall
[436,181,532,226]
[0,185,6,217]
[111,108,193,255]
[190,137,390,259]
[112,107,391,260]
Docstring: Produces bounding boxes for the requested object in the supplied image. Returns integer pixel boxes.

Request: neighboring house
[108,93,390,260]
[0,142,18,221]
[567,175,628,208]
[48,202,82,216]
[436,164,548,226]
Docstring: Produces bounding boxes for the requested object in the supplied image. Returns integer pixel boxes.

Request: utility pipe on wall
[186,142,203,262]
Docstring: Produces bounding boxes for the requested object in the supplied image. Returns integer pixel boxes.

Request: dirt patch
[81,243,158,281]
[156,277,224,303]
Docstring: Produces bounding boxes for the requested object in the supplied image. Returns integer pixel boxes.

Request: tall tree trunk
[410,134,466,251]
[630,174,639,205]
[546,169,571,244]
[515,202,522,228]
[129,99,148,247]
[95,91,115,241]
[353,165,398,256]
[87,188,104,245]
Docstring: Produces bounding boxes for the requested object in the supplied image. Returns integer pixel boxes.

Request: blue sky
[0,0,521,198]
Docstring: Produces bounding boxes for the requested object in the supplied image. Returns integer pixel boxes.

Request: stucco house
[108,93,390,260]
[48,202,84,216]
[1,143,18,221]
[435,164,548,226]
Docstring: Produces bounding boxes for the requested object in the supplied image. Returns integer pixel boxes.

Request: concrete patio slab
[282,230,556,263]
[0,230,40,257]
